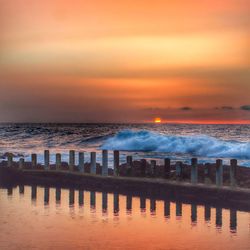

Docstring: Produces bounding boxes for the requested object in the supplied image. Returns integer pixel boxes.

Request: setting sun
[154,118,162,123]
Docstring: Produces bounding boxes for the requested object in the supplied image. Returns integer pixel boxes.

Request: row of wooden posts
[6,150,238,188]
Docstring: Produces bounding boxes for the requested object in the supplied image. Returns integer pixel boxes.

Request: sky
[0,0,249,123]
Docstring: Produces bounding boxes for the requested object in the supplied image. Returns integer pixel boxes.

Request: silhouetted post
[141,159,147,176]
[56,188,61,203]
[216,206,222,227]
[204,205,211,221]
[7,153,13,167]
[230,209,237,231]
[44,150,50,170]
[31,186,37,200]
[56,153,61,170]
[79,152,84,172]
[230,159,237,187]
[191,204,197,223]
[69,189,75,206]
[19,158,24,169]
[19,185,24,194]
[126,156,133,166]
[102,150,108,176]
[102,192,108,211]
[44,187,50,204]
[204,163,212,185]
[90,152,96,174]
[216,159,223,187]
[79,190,84,206]
[69,150,75,171]
[126,195,132,211]
[176,201,182,217]
[114,193,119,214]
[191,158,198,184]
[164,200,170,218]
[90,191,96,208]
[31,154,37,168]
[150,198,156,213]
[176,161,183,180]
[114,150,120,176]
[164,158,171,178]
[140,197,146,211]
[150,160,157,176]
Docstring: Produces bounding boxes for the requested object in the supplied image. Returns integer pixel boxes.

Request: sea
[0,123,250,167]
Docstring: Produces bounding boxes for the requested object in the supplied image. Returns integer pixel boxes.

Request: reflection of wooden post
[164,200,170,218]
[44,150,50,170]
[230,209,237,231]
[126,195,132,211]
[216,159,223,187]
[90,191,96,208]
[230,159,237,187]
[204,205,211,221]
[102,192,108,211]
[90,152,96,174]
[114,193,119,213]
[114,150,120,176]
[176,201,182,217]
[69,189,75,206]
[69,150,75,171]
[79,152,84,173]
[56,188,61,203]
[164,158,171,178]
[191,158,198,184]
[19,158,24,169]
[216,207,222,227]
[31,154,37,168]
[102,150,108,176]
[79,190,84,206]
[31,186,37,200]
[191,204,197,223]
[7,153,13,167]
[150,198,156,213]
[44,187,50,204]
[140,197,146,211]
[56,153,61,170]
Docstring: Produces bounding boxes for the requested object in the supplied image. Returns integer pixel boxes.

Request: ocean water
[0,123,250,167]
[0,185,249,250]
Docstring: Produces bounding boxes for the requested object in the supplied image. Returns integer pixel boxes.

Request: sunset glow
[154,118,162,123]
[0,0,249,123]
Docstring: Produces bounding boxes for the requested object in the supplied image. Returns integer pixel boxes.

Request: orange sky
[0,0,249,123]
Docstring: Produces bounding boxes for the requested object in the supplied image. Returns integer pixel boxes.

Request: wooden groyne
[1,150,250,211]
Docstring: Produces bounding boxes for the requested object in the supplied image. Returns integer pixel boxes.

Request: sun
[154,117,162,123]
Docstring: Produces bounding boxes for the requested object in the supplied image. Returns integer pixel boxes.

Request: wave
[101,130,250,159]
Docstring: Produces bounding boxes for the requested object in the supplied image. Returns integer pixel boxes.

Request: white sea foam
[101,130,250,159]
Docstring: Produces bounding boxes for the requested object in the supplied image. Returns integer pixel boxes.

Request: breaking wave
[101,130,250,159]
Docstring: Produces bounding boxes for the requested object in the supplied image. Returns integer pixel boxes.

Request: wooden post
[216,159,223,187]
[102,150,108,176]
[191,158,198,184]
[31,154,37,168]
[230,159,237,187]
[19,158,24,169]
[44,150,50,170]
[79,152,84,173]
[90,152,96,174]
[69,150,75,171]
[176,161,183,180]
[204,163,212,184]
[141,159,147,176]
[150,160,157,176]
[56,153,61,170]
[7,153,13,167]
[126,155,133,166]
[164,158,171,178]
[113,150,120,176]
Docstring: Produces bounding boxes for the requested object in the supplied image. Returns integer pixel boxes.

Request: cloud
[180,107,192,111]
[215,106,234,110]
[240,105,250,111]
